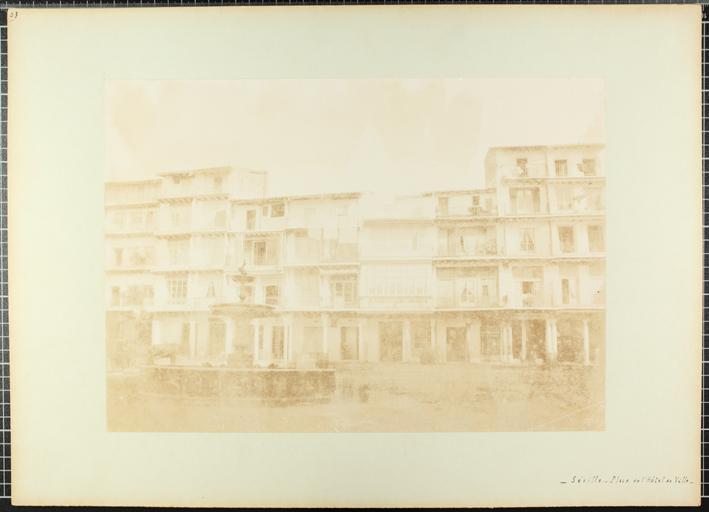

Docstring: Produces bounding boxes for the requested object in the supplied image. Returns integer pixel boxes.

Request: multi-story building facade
[105,144,605,370]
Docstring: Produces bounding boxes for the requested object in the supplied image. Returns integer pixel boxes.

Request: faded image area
[104,79,605,432]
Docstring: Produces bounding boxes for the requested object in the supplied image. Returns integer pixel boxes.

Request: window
[168,240,189,265]
[206,238,223,265]
[265,285,280,306]
[557,185,575,210]
[514,267,542,307]
[168,278,187,304]
[331,276,357,307]
[521,281,538,306]
[213,176,223,191]
[171,176,182,185]
[126,286,142,306]
[246,210,256,230]
[588,225,604,252]
[129,211,142,228]
[516,158,528,176]
[113,212,125,229]
[437,196,449,215]
[480,278,496,305]
[471,195,480,206]
[214,210,226,227]
[239,285,254,303]
[114,248,123,266]
[520,229,535,252]
[459,279,476,304]
[253,241,267,265]
[145,211,154,227]
[509,188,540,214]
[111,287,121,306]
[555,159,568,177]
[270,203,285,217]
[272,326,285,360]
[128,248,147,266]
[561,278,576,305]
[262,206,269,216]
[558,226,575,253]
[206,281,216,298]
[586,187,604,210]
[579,159,597,176]
[170,204,190,227]
[252,238,278,265]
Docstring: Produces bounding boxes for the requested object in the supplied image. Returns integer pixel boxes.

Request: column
[402,319,412,362]
[252,319,260,364]
[188,319,197,359]
[545,318,558,362]
[467,320,481,363]
[358,318,367,362]
[499,323,507,362]
[224,317,235,356]
[319,275,331,308]
[151,317,161,346]
[430,319,436,350]
[321,313,330,356]
[262,322,273,362]
[520,321,528,363]
[284,314,294,362]
[582,318,591,366]
[440,323,448,363]
[506,324,514,363]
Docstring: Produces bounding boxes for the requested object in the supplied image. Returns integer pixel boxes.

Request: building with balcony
[105,143,605,371]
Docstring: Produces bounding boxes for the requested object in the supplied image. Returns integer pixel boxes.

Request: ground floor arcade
[141,310,604,368]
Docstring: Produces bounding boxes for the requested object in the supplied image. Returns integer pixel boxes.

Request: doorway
[379,321,403,362]
[446,326,467,362]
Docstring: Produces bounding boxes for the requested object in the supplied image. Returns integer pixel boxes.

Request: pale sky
[105,79,604,196]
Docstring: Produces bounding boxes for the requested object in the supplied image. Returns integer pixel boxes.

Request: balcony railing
[501,164,548,179]
[246,256,280,267]
[436,205,496,217]
[288,239,359,264]
[109,295,154,308]
[322,241,358,262]
[323,296,359,309]
[435,293,498,309]
[159,183,227,199]
[439,240,497,257]
[358,296,432,309]
[520,292,545,307]
[291,238,322,263]
[105,190,158,206]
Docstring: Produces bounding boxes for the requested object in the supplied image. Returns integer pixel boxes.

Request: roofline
[105,178,162,186]
[158,165,233,177]
[361,218,434,225]
[232,191,362,204]
[425,188,495,196]
[486,143,606,152]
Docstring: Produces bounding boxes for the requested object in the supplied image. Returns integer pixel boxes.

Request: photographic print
[104,79,606,432]
[10,5,701,507]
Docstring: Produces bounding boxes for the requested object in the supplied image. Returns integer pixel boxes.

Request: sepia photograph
[104,79,606,432]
